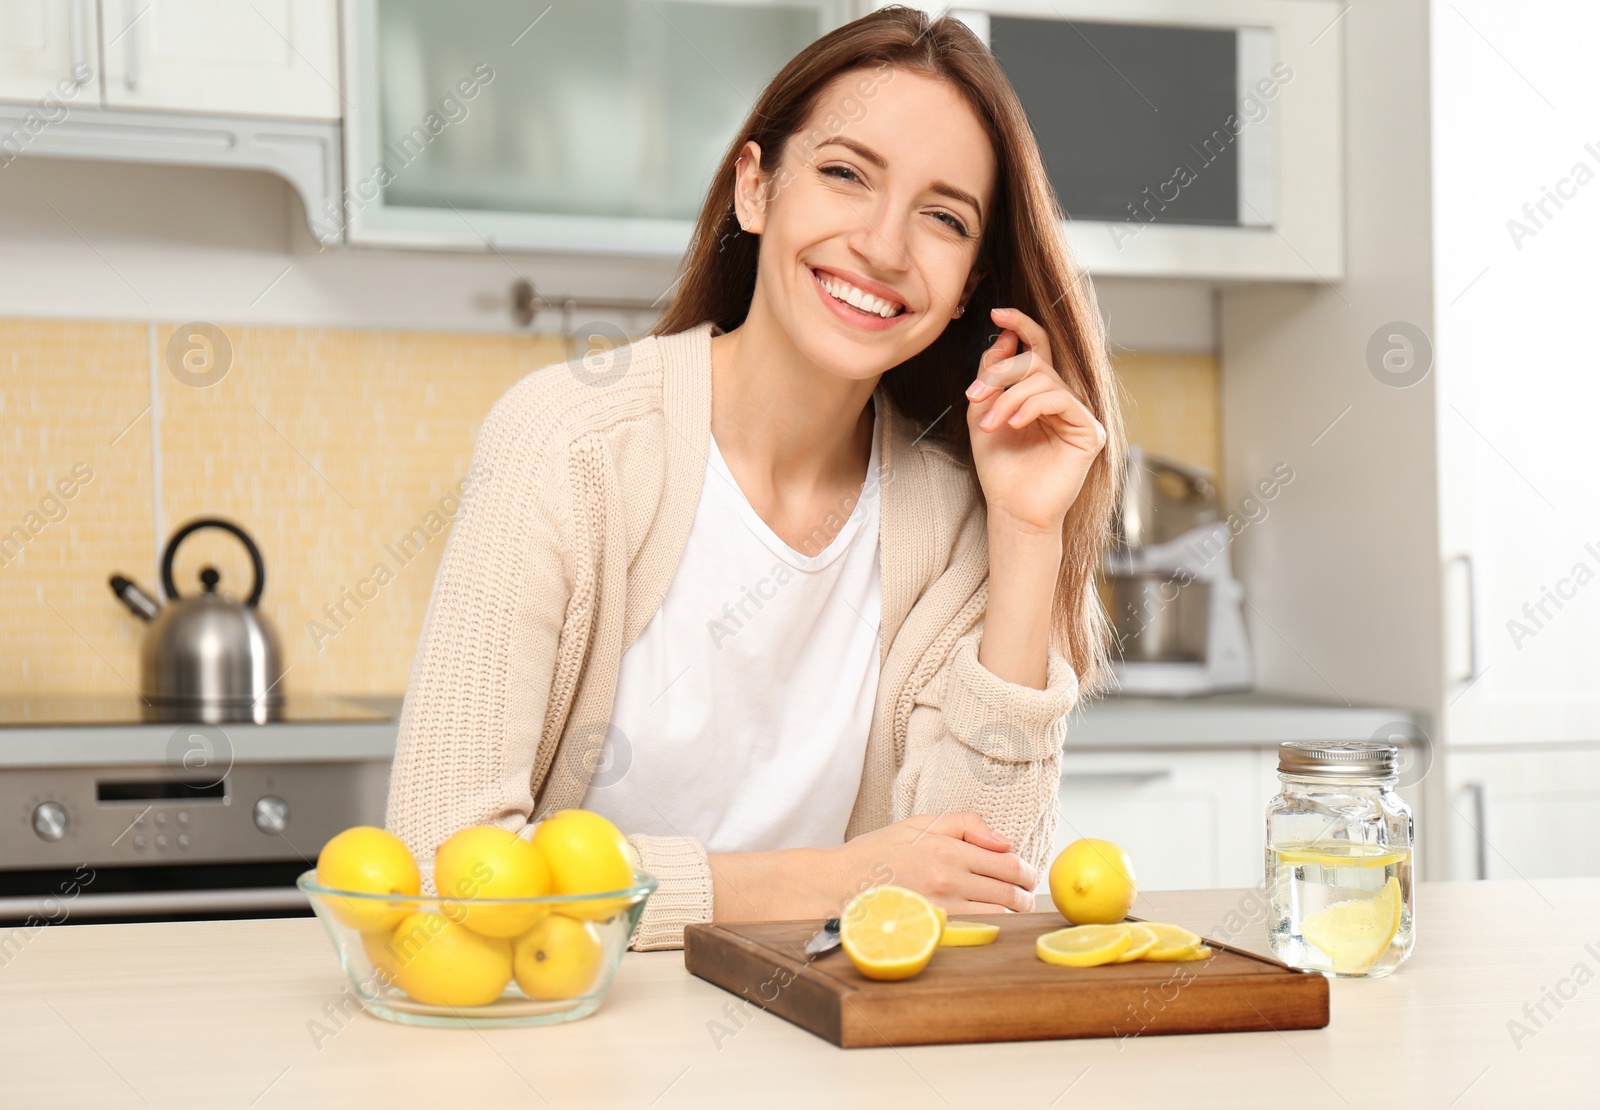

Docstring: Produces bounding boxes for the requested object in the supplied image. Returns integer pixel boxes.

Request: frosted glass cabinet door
[342,0,852,253]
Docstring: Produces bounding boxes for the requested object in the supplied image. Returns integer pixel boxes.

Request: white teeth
[814,270,902,318]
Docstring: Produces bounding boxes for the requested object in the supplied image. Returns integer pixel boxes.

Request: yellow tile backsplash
[1113,350,1222,486]
[1,317,1216,697]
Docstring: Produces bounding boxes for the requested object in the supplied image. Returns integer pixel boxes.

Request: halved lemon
[1036,924,1132,967]
[1140,922,1206,961]
[1299,875,1402,975]
[839,885,944,981]
[1111,923,1159,962]
[940,920,1000,947]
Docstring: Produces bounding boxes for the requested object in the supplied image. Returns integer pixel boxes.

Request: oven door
[1,760,389,926]
[0,860,314,927]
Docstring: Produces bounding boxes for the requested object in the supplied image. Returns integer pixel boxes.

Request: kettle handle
[161,518,266,606]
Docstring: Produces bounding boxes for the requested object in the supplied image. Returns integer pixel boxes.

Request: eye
[822,163,972,236]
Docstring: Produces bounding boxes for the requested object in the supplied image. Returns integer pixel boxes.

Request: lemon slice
[839,885,944,981]
[1139,922,1205,961]
[1112,923,1158,962]
[940,920,1000,947]
[1299,875,1402,975]
[1036,924,1132,967]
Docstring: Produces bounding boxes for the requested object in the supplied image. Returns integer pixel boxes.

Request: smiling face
[732,66,998,380]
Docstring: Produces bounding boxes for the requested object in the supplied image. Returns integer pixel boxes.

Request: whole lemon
[316,826,421,934]
[434,824,552,938]
[512,913,606,1000]
[384,912,513,1008]
[1049,838,1138,925]
[532,810,634,921]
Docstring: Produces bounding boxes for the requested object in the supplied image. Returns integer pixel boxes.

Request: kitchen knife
[803,917,841,957]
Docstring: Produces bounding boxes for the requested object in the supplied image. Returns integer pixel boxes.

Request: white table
[1,879,1593,1107]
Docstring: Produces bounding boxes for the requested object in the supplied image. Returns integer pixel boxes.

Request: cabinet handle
[1463,780,1487,880]
[1065,769,1172,786]
[123,0,141,91]
[68,0,91,85]
[1448,553,1480,685]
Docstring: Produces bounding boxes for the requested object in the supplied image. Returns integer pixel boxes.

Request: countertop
[0,690,1416,768]
[2,879,1590,1107]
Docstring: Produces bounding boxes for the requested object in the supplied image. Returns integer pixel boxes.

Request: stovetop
[0,694,399,728]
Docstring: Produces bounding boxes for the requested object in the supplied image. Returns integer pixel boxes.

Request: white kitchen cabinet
[339,0,854,252]
[1051,748,1267,892]
[1444,748,1600,881]
[1432,0,1600,748]
[0,0,97,103]
[98,0,340,120]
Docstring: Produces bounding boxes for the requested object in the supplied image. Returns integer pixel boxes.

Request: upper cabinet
[339,0,852,254]
[0,0,1342,271]
[98,0,341,120]
[0,0,98,103]
[0,0,338,119]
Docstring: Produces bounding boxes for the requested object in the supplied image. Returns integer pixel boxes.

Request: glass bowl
[297,866,658,1028]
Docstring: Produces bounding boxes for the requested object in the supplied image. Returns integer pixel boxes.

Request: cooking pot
[109,518,285,708]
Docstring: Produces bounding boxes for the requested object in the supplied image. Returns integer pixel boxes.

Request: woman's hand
[966,306,1108,537]
[826,812,1039,914]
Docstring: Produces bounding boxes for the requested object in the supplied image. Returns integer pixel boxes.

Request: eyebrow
[816,137,984,226]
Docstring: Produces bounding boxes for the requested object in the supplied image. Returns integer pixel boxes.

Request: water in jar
[1268,840,1413,978]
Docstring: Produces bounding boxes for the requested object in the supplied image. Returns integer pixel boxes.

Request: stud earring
[955,303,966,317]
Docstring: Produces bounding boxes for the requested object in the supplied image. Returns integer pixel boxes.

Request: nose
[844,201,911,280]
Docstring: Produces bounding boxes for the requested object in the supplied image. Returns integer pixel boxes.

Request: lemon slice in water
[1299,875,1402,975]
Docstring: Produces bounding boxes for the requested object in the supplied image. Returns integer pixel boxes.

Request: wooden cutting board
[683,912,1328,1048]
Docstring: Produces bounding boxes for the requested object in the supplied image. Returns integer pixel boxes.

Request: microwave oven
[885,0,1344,281]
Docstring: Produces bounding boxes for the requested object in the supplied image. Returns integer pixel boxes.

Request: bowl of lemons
[299,809,656,1028]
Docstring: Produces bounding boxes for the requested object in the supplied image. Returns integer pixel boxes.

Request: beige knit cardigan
[385,320,1081,949]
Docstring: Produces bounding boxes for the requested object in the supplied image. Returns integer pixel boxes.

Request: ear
[957,267,986,316]
[733,140,766,234]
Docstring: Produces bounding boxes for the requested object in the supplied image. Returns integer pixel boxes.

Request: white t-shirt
[578,401,883,854]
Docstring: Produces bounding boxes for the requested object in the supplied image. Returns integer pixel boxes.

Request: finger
[953,811,1012,852]
[969,338,1048,398]
[951,841,1040,890]
[971,328,1019,389]
[1008,390,1109,448]
[925,811,1011,852]
[975,371,1061,432]
[990,306,1053,368]
[950,872,1037,913]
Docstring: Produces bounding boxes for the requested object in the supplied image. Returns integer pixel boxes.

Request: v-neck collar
[644,320,940,671]
[706,395,880,571]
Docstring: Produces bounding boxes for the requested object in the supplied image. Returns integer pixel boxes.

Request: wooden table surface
[1,879,1594,1107]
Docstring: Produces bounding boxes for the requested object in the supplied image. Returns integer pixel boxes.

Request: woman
[386,6,1125,950]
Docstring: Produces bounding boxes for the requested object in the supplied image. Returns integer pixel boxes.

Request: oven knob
[253,795,290,835]
[31,802,69,842]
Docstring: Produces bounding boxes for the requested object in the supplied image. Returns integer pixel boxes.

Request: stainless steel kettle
[109,518,285,708]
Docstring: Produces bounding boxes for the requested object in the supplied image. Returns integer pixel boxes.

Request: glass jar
[1265,741,1415,978]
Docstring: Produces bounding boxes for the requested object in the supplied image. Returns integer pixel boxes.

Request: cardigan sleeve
[384,389,714,951]
[892,617,1080,879]
[384,390,574,889]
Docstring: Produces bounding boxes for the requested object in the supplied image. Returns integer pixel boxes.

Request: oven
[0,695,396,927]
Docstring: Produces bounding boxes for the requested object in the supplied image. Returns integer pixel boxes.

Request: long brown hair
[651,4,1126,697]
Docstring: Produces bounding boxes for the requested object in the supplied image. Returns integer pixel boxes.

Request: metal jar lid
[1278,741,1398,779]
